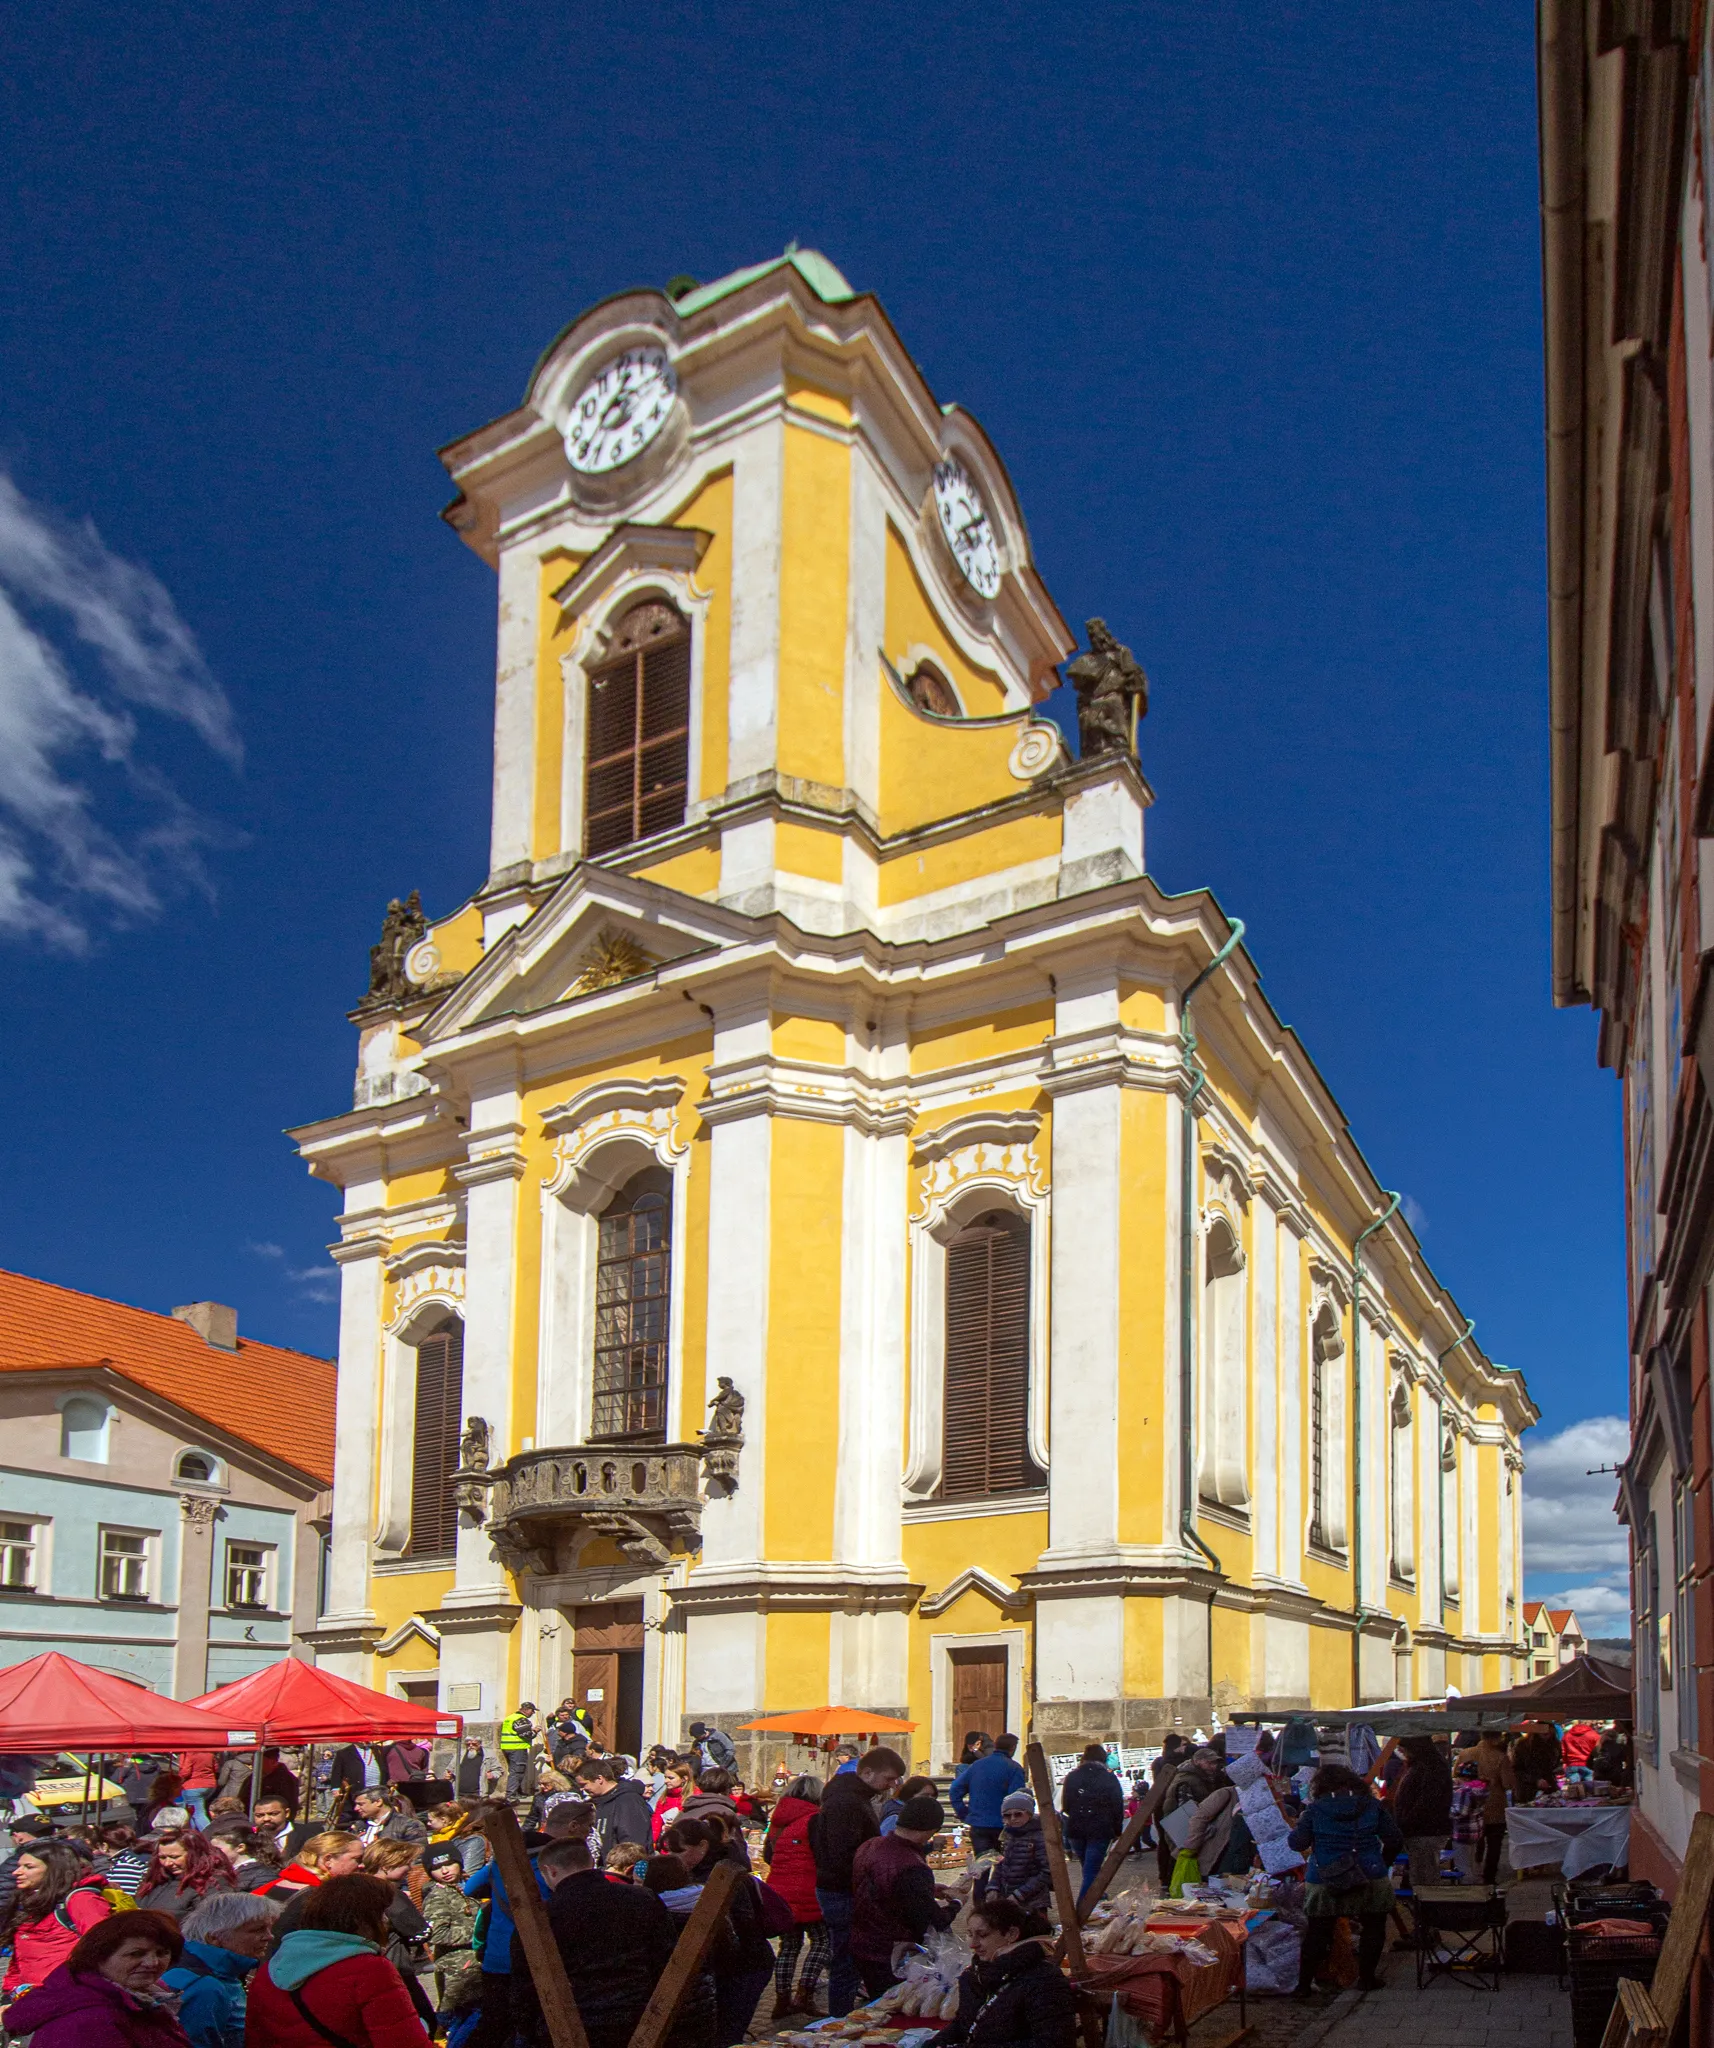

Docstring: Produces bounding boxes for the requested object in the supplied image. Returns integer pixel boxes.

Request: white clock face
[565,346,678,474]
[932,457,1003,599]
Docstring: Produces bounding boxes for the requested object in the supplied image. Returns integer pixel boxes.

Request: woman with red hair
[2,1908,192,2045]
[134,1832,235,1919]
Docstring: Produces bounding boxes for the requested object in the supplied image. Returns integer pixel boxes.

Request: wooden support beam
[1076,1806,1152,1924]
[1647,1808,1714,2037]
[1599,1978,1665,2048]
[1025,1742,1089,1979]
[627,1860,742,2048]
[478,1800,589,2048]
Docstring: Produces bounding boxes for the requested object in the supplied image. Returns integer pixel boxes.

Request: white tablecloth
[1504,1803,1631,1878]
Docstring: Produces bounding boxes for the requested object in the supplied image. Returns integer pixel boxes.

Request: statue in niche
[362,891,426,1005]
[701,1378,745,1496]
[451,1415,494,1520]
[1065,619,1148,758]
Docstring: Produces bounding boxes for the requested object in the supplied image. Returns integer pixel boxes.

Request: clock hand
[599,391,638,431]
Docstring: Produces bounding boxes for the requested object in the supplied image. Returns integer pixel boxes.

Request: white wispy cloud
[1401,1193,1429,1236]
[290,1263,338,1305]
[246,1241,285,1261]
[0,471,239,949]
[1543,1580,1633,1630]
[1522,1414,1630,1576]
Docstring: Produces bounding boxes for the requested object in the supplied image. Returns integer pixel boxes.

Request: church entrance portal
[572,1600,645,1756]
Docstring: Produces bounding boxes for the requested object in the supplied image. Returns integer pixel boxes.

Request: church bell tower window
[584,601,691,856]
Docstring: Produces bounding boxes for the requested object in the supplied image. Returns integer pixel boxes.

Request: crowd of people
[0,1712,1083,2048]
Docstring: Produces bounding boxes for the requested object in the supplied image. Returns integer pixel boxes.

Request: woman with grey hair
[162,1890,279,2047]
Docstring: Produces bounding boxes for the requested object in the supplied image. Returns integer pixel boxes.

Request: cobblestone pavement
[1202,1971,1572,2048]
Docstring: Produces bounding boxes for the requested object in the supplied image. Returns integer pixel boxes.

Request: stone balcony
[481,1443,706,1575]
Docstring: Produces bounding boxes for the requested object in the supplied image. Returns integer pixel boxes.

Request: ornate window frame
[904,1115,1049,1501]
[1198,1151,1250,1511]
[539,1075,690,1452]
[553,536,714,859]
[1306,1271,1349,1554]
[377,1245,467,1560]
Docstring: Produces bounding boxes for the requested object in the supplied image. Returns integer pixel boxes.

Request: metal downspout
[1349,1191,1401,1704]
[1178,918,1245,1711]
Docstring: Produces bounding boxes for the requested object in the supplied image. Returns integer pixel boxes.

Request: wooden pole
[1645,1808,1714,2036]
[1025,1743,1089,1979]
[478,1798,590,2048]
[1076,1805,1153,1924]
[626,1860,742,2048]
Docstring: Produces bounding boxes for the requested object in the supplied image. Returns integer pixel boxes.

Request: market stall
[189,1656,461,1817]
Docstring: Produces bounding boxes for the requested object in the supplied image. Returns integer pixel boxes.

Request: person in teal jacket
[163,1891,278,2047]
[948,1733,1027,1853]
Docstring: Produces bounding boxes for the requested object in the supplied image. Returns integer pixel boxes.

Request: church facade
[292,250,1532,1767]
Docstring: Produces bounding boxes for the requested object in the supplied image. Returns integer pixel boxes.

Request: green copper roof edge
[524,251,859,393]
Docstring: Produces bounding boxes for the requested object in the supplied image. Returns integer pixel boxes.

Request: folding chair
[1411,1884,1507,1991]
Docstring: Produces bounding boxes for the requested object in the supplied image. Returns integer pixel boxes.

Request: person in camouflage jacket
[422,1845,481,2009]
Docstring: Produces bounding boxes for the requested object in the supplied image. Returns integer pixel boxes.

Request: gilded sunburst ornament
[571,926,654,994]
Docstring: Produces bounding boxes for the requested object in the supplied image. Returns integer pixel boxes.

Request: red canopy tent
[189,1659,461,1743]
[0,1651,262,1750]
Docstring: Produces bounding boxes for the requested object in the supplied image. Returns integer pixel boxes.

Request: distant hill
[1588,1638,1633,1667]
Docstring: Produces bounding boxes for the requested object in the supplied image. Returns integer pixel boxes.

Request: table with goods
[1505,1784,1634,1880]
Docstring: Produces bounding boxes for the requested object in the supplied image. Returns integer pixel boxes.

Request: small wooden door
[573,1601,645,1754]
[949,1645,1009,1759]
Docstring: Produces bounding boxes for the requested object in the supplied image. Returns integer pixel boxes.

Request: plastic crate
[1566,1936,1662,2048]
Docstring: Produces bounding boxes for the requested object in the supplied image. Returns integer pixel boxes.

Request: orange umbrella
[739,1708,916,1734]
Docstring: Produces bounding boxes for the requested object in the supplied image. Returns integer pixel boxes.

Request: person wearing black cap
[849,1796,957,2000]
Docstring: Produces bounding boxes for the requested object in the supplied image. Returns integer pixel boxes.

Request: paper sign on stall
[1227,1752,1271,1791]
[1225,1726,1260,1758]
[1259,1837,1306,1876]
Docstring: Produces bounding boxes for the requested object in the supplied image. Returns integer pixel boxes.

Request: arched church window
[906,662,960,717]
[941,1209,1041,1500]
[1198,1219,1248,1508]
[1309,1303,1344,1552]
[408,1318,464,1560]
[592,1166,672,1441]
[585,601,691,857]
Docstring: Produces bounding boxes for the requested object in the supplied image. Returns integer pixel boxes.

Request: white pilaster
[321,1210,388,1674]
[726,420,784,784]
[1276,1215,1305,1584]
[1251,1193,1279,1578]
[489,543,541,877]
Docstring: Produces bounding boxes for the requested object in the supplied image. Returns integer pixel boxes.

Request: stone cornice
[669,1567,923,1617]
[541,1073,687,1132]
[330,1229,391,1266]
[420,1597,523,1635]
[454,1125,530,1188]
[911,1108,1041,1164]
[699,1054,916,1134]
[1037,1026,1181,1101]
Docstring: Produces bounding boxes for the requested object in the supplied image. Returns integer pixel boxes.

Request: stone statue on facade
[1065,619,1148,758]
[701,1377,745,1496]
[451,1414,494,1520]
[361,891,427,1006]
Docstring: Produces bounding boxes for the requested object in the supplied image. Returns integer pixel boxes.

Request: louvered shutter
[408,1320,465,1559]
[941,1211,1041,1499]
[585,602,691,855]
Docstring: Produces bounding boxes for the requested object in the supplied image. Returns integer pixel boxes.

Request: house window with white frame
[0,1521,38,1591]
[98,1529,151,1603]
[225,1542,272,1611]
[1676,1483,1698,1752]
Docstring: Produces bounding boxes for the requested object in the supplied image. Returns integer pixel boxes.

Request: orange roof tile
[1523,1601,1544,1623]
[0,1269,334,1485]
[1548,1609,1576,1630]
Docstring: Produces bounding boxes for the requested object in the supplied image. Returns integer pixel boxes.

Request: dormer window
[585,601,691,856]
[174,1450,218,1484]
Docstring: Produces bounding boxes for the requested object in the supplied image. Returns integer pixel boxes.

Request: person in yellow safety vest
[498,1702,537,1801]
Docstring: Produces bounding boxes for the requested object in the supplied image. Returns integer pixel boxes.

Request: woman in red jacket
[246,1874,428,2048]
[0,1840,113,2001]
[763,1776,828,2018]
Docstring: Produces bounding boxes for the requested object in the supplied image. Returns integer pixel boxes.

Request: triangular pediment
[418,867,755,1042]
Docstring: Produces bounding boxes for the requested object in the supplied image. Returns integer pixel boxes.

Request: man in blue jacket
[949,1731,1026,1852]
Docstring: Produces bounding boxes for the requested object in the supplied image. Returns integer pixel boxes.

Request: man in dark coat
[577,1757,655,1859]
[850,1795,957,1999]
[514,1837,678,2048]
[1392,1736,1454,1889]
[1059,1744,1126,1904]
[809,1745,906,2016]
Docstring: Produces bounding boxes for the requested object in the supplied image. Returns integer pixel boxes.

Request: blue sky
[0,3,1622,1619]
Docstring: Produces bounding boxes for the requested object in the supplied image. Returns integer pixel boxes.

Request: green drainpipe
[1350,1190,1400,1704]
[1178,917,1245,1708]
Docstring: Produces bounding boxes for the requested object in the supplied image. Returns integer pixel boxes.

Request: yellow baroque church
[291,249,1533,1769]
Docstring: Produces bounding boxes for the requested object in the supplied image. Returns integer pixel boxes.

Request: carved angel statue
[703,1377,745,1442]
[364,890,426,1003]
[458,1415,492,1472]
[1065,619,1148,759]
